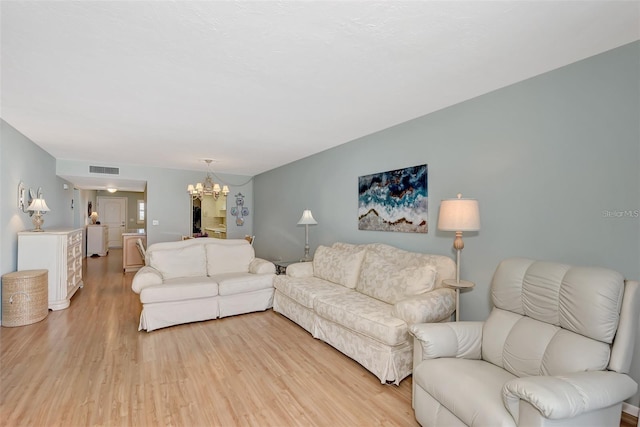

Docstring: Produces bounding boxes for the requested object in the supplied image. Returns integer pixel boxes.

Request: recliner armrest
[503,371,638,422]
[132,266,163,294]
[249,258,276,274]
[409,322,484,360]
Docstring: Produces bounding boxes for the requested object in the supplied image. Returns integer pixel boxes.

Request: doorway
[98,196,127,248]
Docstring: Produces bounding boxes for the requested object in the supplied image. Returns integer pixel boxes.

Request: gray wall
[1,120,75,320]
[253,42,640,405]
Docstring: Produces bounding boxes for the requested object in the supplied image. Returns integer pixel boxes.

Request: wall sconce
[27,198,50,232]
[18,182,28,212]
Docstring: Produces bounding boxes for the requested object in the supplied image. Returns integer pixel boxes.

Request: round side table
[1,269,49,327]
[442,278,475,321]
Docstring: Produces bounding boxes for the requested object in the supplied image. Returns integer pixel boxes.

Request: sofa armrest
[132,266,163,294]
[393,287,456,324]
[409,322,484,360]
[286,262,314,277]
[503,371,638,422]
[249,258,276,274]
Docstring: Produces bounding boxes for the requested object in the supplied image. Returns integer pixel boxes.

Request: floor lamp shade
[437,195,480,232]
[297,210,317,226]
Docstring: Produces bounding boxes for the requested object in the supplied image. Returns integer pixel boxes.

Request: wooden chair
[135,238,146,264]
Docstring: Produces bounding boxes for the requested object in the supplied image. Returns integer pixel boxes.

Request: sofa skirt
[139,296,219,332]
[219,288,274,318]
[314,314,413,385]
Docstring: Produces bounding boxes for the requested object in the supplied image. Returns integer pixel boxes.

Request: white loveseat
[132,238,276,332]
[273,242,456,384]
[410,258,640,427]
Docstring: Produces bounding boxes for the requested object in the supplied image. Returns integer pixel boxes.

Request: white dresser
[18,228,84,311]
[87,224,108,256]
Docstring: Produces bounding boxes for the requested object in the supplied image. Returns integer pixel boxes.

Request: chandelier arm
[210,173,254,187]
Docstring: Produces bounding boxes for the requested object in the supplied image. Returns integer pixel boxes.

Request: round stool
[2,269,49,327]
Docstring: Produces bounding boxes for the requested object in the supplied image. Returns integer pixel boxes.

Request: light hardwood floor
[1,250,636,427]
[1,250,416,426]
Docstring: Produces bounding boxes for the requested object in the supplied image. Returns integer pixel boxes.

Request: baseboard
[623,402,639,418]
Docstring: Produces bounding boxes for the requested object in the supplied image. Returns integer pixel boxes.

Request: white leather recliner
[410,258,639,427]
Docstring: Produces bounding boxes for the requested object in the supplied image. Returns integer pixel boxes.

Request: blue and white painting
[358,164,428,233]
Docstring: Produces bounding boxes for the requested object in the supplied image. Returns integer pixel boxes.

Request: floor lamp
[297,209,317,262]
[437,193,480,320]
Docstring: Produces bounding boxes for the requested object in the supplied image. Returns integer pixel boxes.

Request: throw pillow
[356,250,437,304]
[313,245,366,288]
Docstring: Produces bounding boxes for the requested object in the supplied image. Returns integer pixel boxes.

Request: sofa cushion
[206,243,254,275]
[213,272,274,296]
[140,276,219,304]
[148,244,207,280]
[312,245,366,288]
[356,250,437,304]
[414,358,517,427]
[313,291,408,346]
[274,275,351,309]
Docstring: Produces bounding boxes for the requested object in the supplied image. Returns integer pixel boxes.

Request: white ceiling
[2,1,639,188]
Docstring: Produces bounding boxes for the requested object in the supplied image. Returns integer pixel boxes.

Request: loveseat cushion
[313,291,408,346]
[140,276,219,304]
[356,250,437,304]
[414,358,517,427]
[148,244,207,280]
[312,245,366,288]
[214,273,274,296]
[274,275,351,309]
[206,242,254,275]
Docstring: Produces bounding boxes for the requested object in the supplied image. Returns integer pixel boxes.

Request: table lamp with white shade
[437,193,480,320]
[297,209,317,262]
[27,198,50,232]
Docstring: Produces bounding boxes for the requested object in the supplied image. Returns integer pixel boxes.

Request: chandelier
[187,159,230,200]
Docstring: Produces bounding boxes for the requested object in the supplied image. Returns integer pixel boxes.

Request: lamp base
[300,245,312,262]
[32,214,45,232]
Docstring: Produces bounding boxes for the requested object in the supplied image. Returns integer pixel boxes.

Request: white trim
[623,402,639,418]
[137,199,145,224]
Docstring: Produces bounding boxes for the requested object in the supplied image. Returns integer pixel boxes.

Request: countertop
[123,229,146,236]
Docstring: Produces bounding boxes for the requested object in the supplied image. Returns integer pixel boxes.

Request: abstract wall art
[358,164,428,233]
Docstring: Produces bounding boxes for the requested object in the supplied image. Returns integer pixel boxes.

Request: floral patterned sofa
[273,242,456,384]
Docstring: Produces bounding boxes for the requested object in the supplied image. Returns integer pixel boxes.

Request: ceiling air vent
[89,165,120,175]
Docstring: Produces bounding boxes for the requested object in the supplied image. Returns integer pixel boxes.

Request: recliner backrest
[482,258,627,378]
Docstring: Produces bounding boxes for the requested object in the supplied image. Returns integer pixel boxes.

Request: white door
[98,197,127,248]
